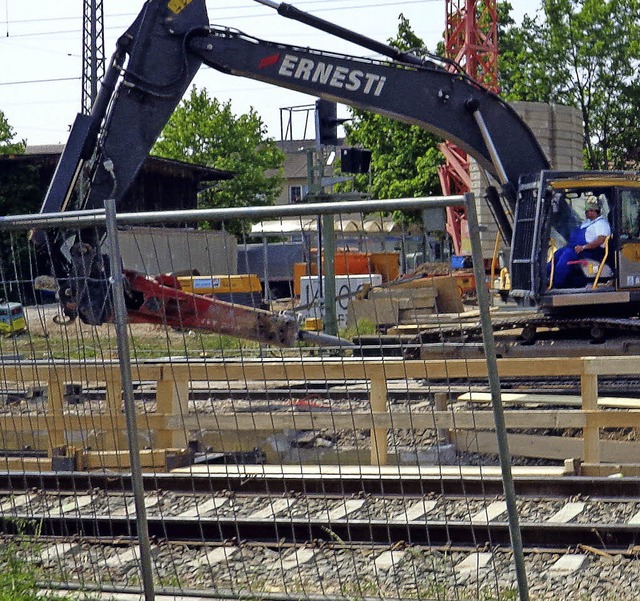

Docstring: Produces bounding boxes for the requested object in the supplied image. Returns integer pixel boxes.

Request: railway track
[2,472,640,552]
[2,471,639,599]
[354,313,640,359]
[3,470,640,497]
[6,511,640,552]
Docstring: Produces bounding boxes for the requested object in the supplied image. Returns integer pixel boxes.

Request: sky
[0,0,537,147]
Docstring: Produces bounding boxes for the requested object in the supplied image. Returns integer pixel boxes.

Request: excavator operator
[549,193,611,288]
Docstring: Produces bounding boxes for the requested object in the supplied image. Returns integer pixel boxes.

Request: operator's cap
[584,193,602,211]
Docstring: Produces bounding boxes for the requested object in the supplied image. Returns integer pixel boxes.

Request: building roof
[15,144,234,182]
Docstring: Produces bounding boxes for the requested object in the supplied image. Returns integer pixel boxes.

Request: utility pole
[82,0,105,114]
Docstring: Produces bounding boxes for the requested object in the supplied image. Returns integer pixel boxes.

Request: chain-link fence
[0,195,536,601]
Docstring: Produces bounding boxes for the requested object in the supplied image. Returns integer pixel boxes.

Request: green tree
[341,15,444,220]
[153,87,285,229]
[0,109,26,155]
[0,109,36,219]
[0,111,39,303]
[498,0,640,170]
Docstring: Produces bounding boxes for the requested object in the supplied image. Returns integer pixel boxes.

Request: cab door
[617,187,640,288]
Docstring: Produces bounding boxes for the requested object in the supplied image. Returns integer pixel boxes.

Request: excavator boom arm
[43,0,549,216]
[35,0,552,345]
[190,28,548,189]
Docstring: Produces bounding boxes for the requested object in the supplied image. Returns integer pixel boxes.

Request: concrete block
[391,499,438,523]
[179,496,228,518]
[103,545,159,569]
[547,554,588,577]
[0,493,33,513]
[198,546,238,567]
[276,548,317,571]
[547,502,586,523]
[38,543,81,564]
[455,552,493,581]
[374,550,407,573]
[314,499,366,521]
[470,501,507,524]
[49,494,94,516]
[627,510,640,525]
[249,498,296,519]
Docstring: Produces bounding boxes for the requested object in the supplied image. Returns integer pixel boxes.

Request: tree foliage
[0,110,26,155]
[0,111,39,302]
[0,110,38,217]
[499,0,640,170]
[341,15,444,215]
[153,87,285,217]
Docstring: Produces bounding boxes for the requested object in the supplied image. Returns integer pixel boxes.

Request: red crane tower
[438,0,499,255]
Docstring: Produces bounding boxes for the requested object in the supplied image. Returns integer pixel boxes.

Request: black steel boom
[41,0,549,219]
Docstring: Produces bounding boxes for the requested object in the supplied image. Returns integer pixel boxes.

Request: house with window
[274,139,314,205]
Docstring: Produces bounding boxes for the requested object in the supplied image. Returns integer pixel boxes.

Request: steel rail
[0,196,464,230]
[1,472,640,498]
[3,513,639,552]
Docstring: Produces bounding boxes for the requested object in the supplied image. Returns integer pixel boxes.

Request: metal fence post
[465,192,530,601]
[104,199,156,601]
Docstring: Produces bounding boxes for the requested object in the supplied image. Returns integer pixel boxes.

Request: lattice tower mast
[82,0,105,114]
[437,0,499,255]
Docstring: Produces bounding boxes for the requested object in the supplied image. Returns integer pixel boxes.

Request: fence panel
[3,197,635,600]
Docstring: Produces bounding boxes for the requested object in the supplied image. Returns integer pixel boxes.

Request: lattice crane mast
[438,0,499,255]
[82,0,105,114]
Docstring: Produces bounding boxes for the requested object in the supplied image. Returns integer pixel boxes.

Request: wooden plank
[370,376,388,465]
[389,275,464,313]
[582,356,640,376]
[0,415,164,431]
[581,374,600,464]
[386,307,503,326]
[347,298,399,328]
[580,463,640,477]
[155,378,189,449]
[434,276,465,313]
[458,392,640,409]
[0,458,53,471]
[398,308,436,319]
[369,287,437,301]
[3,355,640,466]
[46,376,66,449]
[83,449,175,470]
[392,278,438,290]
[0,363,162,383]
[454,430,640,462]
[175,463,570,478]
[0,357,610,382]
[174,409,593,432]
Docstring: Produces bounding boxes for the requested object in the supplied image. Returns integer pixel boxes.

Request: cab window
[549,188,611,247]
[620,189,640,240]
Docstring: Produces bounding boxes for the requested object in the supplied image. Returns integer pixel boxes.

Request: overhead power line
[0,76,80,86]
[0,0,434,36]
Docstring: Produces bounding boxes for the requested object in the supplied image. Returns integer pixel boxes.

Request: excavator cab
[510,171,640,316]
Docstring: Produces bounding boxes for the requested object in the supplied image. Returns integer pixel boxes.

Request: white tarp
[251,216,403,236]
[251,218,317,235]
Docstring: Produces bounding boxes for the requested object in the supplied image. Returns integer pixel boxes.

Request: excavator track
[415,314,640,344]
[353,312,640,359]
[395,312,640,359]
